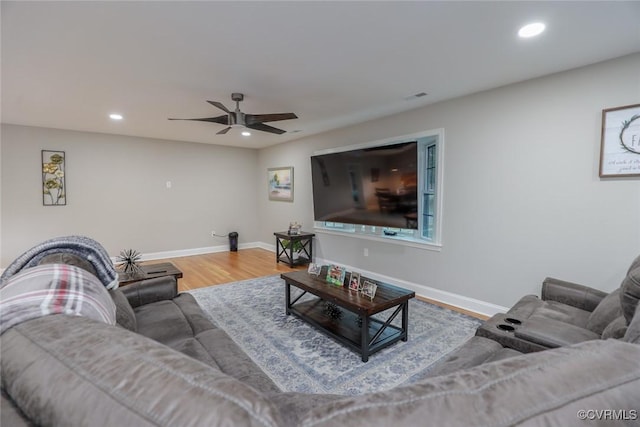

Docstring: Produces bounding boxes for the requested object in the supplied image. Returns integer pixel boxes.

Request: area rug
[188,275,482,395]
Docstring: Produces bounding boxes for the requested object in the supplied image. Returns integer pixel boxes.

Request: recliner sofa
[477,255,640,353]
[2,250,640,426]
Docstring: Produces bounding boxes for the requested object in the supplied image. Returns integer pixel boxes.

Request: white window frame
[313,128,444,250]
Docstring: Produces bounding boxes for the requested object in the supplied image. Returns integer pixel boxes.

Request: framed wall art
[42,150,66,206]
[268,166,294,202]
[599,104,640,178]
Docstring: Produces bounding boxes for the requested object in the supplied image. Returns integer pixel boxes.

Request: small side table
[117,262,183,287]
[274,231,315,268]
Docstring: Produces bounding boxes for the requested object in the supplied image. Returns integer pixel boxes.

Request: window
[315,129,443,249]
[422,142,437,240]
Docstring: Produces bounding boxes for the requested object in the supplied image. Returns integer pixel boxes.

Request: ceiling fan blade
[207,101,231,114]
[245,113,298,125]
[246,122,287,135]
[216,127,232,135]
[168,114,229,125]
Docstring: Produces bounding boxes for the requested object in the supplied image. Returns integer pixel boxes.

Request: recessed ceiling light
[241,130,251,136]
[518,22,545,38]
[109,113,123,120]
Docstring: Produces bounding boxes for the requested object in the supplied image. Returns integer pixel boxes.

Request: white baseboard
[315,256,508,318]
[109,241,263,263]
[108,242,506,318]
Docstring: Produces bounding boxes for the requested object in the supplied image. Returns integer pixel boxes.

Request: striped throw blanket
[0,235,118,289]
[0,264,116,335]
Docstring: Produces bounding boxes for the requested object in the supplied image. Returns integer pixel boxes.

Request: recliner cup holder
[504,317,522,325]
[497,324,515,332]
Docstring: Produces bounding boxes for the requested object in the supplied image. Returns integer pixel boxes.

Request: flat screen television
[310,141,418,229]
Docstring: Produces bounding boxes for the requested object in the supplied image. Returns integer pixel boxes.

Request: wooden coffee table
[281,270,415,362]
[117,262,183,287]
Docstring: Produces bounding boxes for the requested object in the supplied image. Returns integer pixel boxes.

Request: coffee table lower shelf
[287,298,405,362]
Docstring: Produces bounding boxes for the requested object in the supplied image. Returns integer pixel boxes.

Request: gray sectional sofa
[2,253,640,426]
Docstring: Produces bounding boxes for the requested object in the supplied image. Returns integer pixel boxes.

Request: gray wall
[2,54,638,311]
[1,125,259,265]
[257,53,640,309]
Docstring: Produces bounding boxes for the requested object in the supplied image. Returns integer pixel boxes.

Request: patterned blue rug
[189,275,481,395]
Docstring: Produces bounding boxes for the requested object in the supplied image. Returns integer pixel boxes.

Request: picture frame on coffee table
[326,265,346,286]
[361,280,378,300]
[307,263,322,277]
[348,272,361,291]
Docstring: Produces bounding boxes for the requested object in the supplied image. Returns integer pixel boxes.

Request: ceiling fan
[169,93,298,135]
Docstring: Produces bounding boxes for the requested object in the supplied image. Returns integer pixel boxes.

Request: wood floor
[151,248,487,320]
[155,248,307,291]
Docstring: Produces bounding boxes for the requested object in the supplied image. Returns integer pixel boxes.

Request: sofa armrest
[119,276,178,308]
[541,277,607,312]
[514,317,600,348]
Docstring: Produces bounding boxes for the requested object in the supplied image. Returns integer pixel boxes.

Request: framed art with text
[42,150,66,206]
[599,104,640,178]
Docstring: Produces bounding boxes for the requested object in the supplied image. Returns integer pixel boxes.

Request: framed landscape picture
[599,104,640,177]
[268,166,294,201]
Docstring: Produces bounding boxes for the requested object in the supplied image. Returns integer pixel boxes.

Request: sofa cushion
[134,293,216,346]
[1,315,283,427]
[514,317,600,348]
[134,300,193,344]
[172,293,220,336]
[110,289,137,332]
[506,295,592,328]
[601,315,627,340]
[418,336,520,379]
[620,265,640,323]
[169,336,221,370]
[585,288,622,335]
[532,300,591,327]
[194,328,281,395]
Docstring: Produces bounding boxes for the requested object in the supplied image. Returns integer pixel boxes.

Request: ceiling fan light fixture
[169,93,297,135]
[518,22,545,38]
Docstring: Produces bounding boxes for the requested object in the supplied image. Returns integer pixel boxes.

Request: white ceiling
[2,1,639,149]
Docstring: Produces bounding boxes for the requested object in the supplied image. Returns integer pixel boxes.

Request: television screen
[311,141,418,229]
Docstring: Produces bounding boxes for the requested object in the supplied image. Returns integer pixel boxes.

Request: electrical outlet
[364,248,369,257]
[211,231,216,237]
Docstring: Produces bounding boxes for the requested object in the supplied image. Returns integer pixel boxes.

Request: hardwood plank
[141,248,487,320]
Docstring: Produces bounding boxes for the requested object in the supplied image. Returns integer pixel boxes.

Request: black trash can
[228,232,238,252]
